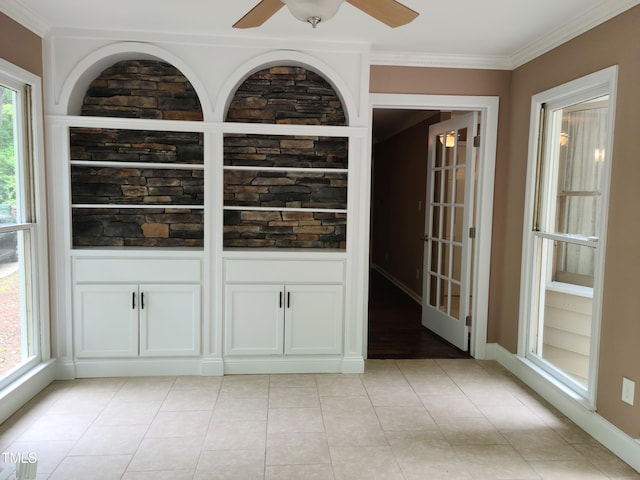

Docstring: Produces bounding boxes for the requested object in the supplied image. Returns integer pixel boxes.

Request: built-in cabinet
[54,54,366,377]
[73,257,201,359]
[224,258,344,358]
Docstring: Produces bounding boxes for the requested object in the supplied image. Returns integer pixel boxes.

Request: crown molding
[370,51,512,70]
[0,0,50,36]
[507,0,639,69]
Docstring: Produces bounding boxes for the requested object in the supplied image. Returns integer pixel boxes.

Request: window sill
[546,281,593,298]
[516,355,594,411]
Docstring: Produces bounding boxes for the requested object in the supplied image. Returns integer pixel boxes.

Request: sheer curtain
[558,105,607,278]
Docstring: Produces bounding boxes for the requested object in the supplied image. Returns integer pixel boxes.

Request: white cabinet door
[74,284,139,358]
[139,284,201,357]
[284,284,343,355]
[225,284,284,355]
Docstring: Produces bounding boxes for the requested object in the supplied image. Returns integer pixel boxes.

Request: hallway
[368,270,470,359]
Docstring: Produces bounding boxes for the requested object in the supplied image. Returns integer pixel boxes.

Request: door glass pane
[444,133,455,166]
[442,207,452,241]
[450,291,460,320]
[428,274,438,307]
[434,139,443,168]
[439,277,448,312]
[432,170,442,203]
[431,205,441,239]
[453,206,464,243]
[444,169,454,203]
[452,245,462,282]
[430,240,439,272]
[454,167,466,204]
[456,128,468,166]
[441,243,450,277]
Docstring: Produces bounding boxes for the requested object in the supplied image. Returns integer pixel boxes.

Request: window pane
[531,238,592,388]
[555,241,596,283]
[556,195,600,238]
[0,258,20,375]
[0,80,40,385]
[559,106,607,192]
[553,99,608,239]
[1,86,18,216]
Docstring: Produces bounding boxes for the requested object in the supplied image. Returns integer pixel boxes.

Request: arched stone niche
[70,59,205,248]
[80,59,203,120]
[223,65,348,249]
[226,65,346,125]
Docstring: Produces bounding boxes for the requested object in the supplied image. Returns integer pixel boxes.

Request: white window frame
[518,66,618,408]
[0,58,50,391]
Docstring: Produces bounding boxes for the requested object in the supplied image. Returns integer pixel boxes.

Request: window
[0,60,49,389]
[520,67,617,405]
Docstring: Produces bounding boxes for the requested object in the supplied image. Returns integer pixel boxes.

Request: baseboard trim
[200,358,225,376]
[55,358,76,380]
[0,360,56,424]
[488,343,640,473]
[341,356,365,374]
[371,264,422,305]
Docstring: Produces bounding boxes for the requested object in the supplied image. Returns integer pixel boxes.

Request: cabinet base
[69,356,364,377]
[74,358,214,378]
[223,356,363,375]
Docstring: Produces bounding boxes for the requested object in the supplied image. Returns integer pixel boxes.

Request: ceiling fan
[233,0,419,29]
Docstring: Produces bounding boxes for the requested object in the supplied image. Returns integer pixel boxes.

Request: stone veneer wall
[224,66,348,249]
[70,60,204,247]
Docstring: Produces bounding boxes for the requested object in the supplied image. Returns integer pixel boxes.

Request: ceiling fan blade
[346,0,418,28]
[233,0,285,29]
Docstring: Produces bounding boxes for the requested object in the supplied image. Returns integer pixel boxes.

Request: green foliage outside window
[0,86,17,208]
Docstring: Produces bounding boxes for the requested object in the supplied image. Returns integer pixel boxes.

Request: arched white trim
[215,50,356,125]
[368,93,500,360]
[57,42,213,120]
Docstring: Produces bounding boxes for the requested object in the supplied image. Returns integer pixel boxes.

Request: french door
[421,113,478,351]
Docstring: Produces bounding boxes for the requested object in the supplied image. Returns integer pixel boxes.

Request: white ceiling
[2,0,638,69]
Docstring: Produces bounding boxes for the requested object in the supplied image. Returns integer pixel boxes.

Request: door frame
[367,94,499,359]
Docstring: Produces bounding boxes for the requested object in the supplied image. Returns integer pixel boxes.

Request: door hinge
[469,227,476,239]
[473,135,481,147]
[466,315,472,327]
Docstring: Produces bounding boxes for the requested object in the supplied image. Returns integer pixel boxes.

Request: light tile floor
[1,359,639,479]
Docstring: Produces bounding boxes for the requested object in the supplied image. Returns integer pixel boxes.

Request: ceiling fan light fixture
[281,0,345,28]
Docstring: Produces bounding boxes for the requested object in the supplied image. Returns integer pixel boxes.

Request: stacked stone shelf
[222,133,348,249]
[69,127,204,247]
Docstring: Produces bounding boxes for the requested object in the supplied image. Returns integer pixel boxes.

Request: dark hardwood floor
[367,269,471,359]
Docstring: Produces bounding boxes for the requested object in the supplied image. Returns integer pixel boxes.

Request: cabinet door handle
[279,291,283,309]
[141,292,145,310]
[287,292,291,309]
[132,292,136,309]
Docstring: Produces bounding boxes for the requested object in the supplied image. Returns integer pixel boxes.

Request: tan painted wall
[0,12,42,76]
[370,67,512,344]
[510,5,640,438]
